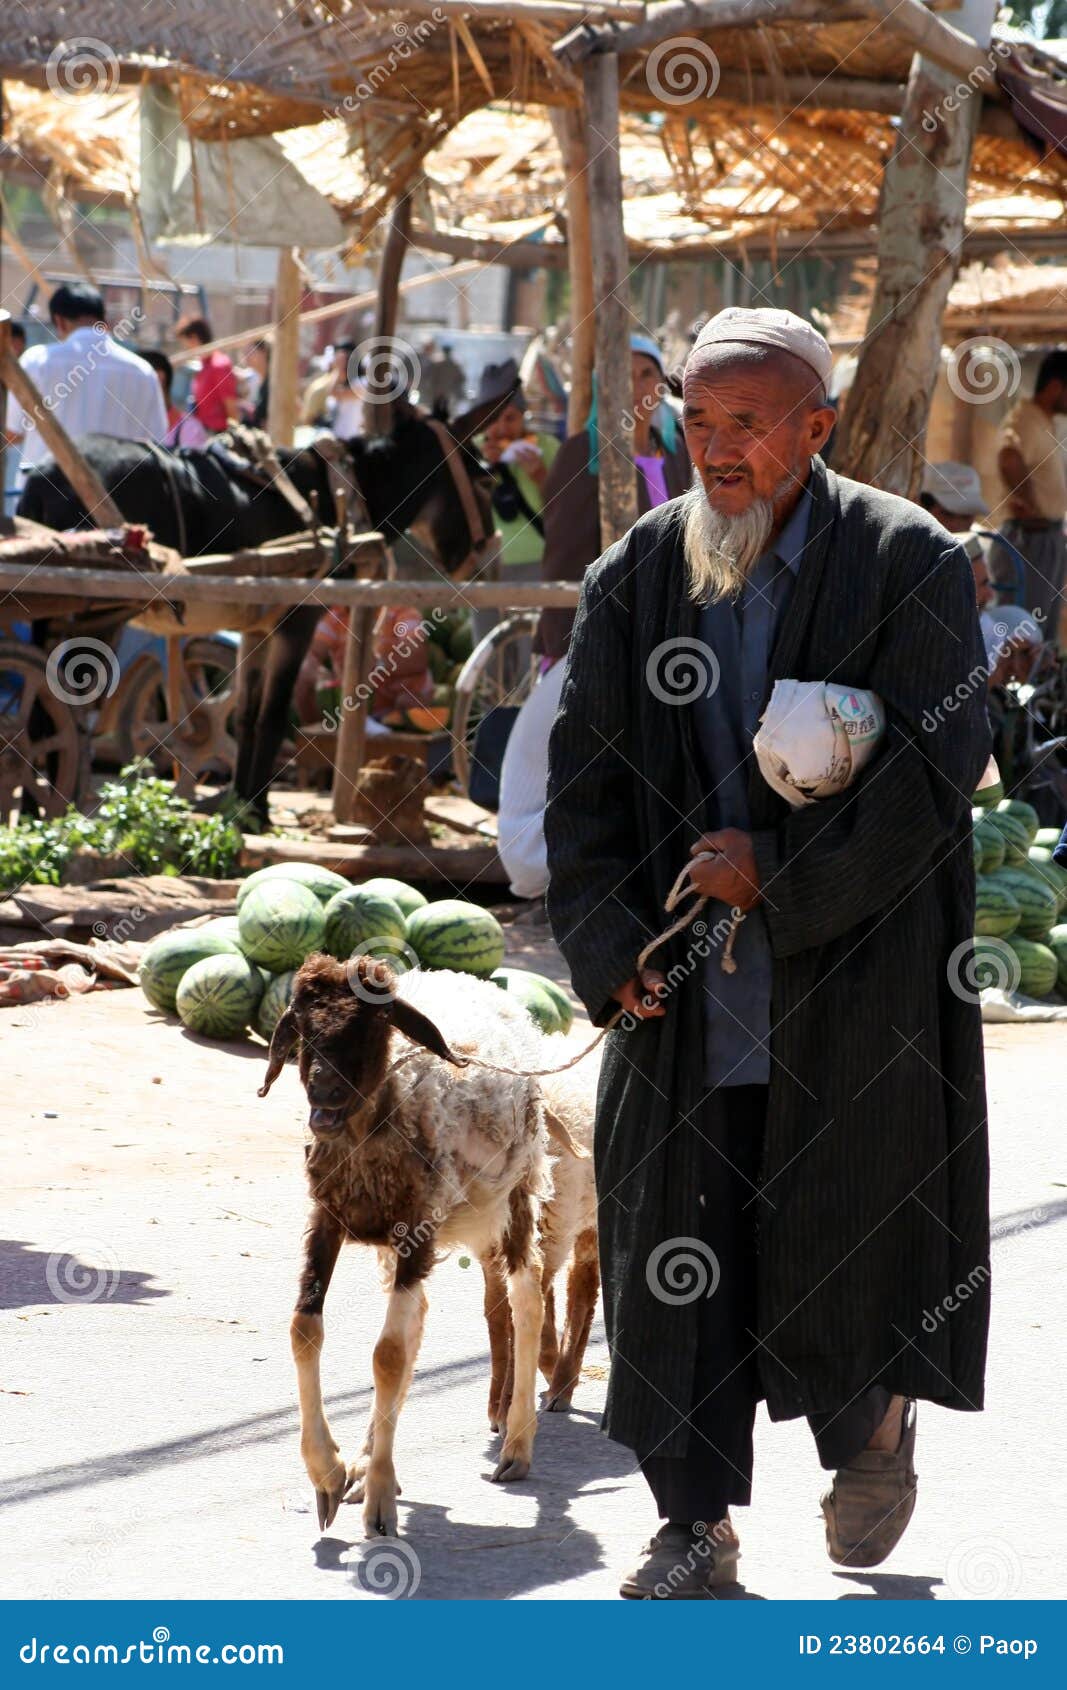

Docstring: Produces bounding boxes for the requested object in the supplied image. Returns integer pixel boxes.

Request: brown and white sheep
[259,953,586,1538]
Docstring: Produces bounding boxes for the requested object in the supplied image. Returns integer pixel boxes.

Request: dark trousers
[639,1086,890,1523]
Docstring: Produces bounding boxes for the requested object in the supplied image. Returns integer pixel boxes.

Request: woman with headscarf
[497,333,690,900]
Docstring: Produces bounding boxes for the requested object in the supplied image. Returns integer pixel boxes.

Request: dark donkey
[18,403,493,821]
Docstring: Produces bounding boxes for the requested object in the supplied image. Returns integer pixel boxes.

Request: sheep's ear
[259,1004,299,1096]
[388,997,468,1066]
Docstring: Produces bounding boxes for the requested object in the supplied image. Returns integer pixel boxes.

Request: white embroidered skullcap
[689,306,833,392]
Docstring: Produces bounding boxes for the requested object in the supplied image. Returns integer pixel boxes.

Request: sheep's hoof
[491,1451,531,1483]
[346,1464,401,1505]
[362,1476,400,1537]
[545,1390,575,1413]
[315,1483,346,1532]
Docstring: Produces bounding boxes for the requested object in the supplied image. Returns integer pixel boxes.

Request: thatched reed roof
[4,3,1067,253]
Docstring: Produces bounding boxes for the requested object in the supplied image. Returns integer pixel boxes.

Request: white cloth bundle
[753,680,886,808]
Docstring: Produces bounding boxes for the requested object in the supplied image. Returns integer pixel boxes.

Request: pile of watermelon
[137,861,574,1041]
[971,791,1067,1000]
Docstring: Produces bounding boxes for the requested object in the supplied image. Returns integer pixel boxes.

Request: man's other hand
[689,829,762,910]
[612,968,667,1019]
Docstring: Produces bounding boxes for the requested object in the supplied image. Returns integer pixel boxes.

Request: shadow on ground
[309,1406,636,1598]
[0,1239,169,1312]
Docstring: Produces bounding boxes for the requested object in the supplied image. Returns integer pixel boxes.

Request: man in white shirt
[4,282,167,472]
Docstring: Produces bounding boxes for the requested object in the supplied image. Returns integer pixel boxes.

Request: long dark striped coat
[545,456,991,1458]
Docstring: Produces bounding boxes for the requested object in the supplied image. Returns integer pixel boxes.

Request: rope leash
[410,852,747,1083]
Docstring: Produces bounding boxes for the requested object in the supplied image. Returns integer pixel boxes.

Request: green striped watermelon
[358,878,428,919]
[973,817,1005,874]
[995,798,1040,842]
[139,929,243,1013]
[406,900,506,977]
[490,968,564,1034]
[238,881,326,970]
[322,889,408,961]
[985,810,1032,865]
[972,761,1004,808]
[1005,936,1059,999]
[176,953,264,1038]
[1048,924,1067,994]
[974,878,1021,937]
[236,862,349,909]
[198,916,243,944]
[256,970,296,1041]
[491,967,574,1035]
[970,938,1021,992]
[986,867,1057,941]
[1027,848,1067,914]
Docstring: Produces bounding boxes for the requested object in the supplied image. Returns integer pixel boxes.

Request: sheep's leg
[291,1210,345,1531]
[546,1224,600,1411]
[493,1189,543,1483]
[361,1279,428,1537]
[482,1253,512,1432]
[539,1270,559,1386]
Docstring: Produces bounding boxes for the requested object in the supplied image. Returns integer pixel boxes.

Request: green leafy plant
[0,763,245,894]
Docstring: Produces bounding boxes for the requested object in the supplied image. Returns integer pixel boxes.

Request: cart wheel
[119,636,238,798]
[450,613,539,800]
[0,639,86,825]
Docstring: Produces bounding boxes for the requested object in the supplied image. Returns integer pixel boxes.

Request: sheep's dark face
[258,954,460,1137]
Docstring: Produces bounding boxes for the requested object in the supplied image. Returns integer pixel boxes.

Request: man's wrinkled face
[682,347,834,517]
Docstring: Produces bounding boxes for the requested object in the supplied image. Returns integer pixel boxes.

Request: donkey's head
[343,403,494,576]
[259,953,465,1138]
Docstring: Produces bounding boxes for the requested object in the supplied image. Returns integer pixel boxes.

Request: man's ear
[258,1004,299,1096]
[388,996,468,1066]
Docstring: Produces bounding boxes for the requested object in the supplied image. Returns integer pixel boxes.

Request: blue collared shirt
[692,487,811,1087]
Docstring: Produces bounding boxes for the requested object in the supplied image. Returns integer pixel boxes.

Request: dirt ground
[1,932,1064,1601]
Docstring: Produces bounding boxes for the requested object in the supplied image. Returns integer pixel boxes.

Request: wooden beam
[555,1,867,64]
[862,0,997,84]
[170,261,482,364]
[368,192,413,437]
[712,72,907,114]
[583,55,637,543]
[360,0,646,19]
[0,564,583,610]
[549,109,595,433]
[267,246,303,449]
[0,305,10,537]
[0,344,125,528]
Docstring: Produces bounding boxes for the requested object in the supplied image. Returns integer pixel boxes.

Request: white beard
[681,472,794,605]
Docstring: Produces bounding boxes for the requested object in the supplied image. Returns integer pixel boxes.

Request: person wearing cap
[992,349,1067,630]
[546,306,991,1597]
[919,460,989,533]
[496,334,689,901]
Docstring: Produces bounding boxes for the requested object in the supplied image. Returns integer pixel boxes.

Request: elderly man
[546,308,991,1598]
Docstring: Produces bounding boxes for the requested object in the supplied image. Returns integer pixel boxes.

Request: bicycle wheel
[451,613,539,800]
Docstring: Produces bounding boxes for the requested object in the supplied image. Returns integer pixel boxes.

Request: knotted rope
[408,851,748,1085]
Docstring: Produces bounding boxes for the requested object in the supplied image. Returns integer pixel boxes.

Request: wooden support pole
[833,0,1001,496]
[0,308,11,537]
[331,603,378,824]
[368,192,413,438]
[583,54,637,545]
[550,109,595,434]
[0,341,125,528]
[267,246,303,449]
